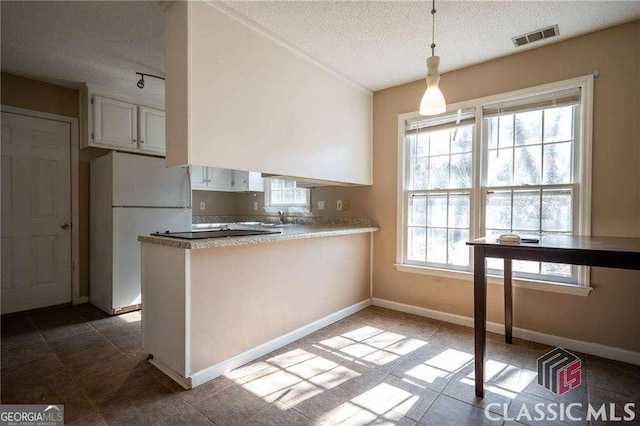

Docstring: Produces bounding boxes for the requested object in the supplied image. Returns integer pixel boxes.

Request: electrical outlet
[253,201,258,211]
[342,200,350,211]
[336,200,343,211]
[317,200,325,211]
[199,201,206,210]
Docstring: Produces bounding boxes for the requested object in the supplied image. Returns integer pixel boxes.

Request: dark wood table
[466,235,640,398]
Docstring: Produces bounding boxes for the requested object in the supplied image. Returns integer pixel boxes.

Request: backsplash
[192,215,373,227]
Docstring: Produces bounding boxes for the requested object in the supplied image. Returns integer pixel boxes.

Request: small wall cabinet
[81,85,166,156]
[190,167,264,192]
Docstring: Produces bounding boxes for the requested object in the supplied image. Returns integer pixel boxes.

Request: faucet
[278,210,286,224]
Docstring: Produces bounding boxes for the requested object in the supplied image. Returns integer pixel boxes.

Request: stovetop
[151,229,282,240]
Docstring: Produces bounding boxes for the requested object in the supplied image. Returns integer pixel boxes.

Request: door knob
[59,222,69,230]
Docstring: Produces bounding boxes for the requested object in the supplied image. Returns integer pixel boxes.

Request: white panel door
[93,95,137,148]
[1,112,71,314]
[138,106,166,155]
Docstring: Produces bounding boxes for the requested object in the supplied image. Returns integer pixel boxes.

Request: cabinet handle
[132,139,137,143]
[140,140,144,144]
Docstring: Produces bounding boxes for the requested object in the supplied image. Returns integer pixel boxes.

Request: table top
[467,235,640,254]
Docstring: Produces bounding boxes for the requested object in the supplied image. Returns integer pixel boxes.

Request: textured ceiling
[1,1,639,101]
[1,1,166,103]
[222,1,640,91]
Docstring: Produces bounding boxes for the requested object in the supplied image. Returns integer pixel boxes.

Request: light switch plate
[253,201,258,211]
[317,200,325,211]
[199,201,206,210]
[336,200,343,211]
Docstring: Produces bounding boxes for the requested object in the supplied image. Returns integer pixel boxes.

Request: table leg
[504,258,513,344]
[474,246,487,398]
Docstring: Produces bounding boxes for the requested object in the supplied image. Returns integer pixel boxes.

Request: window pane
[283,189,294,204]
[448,229,469,266]
[487,148,513,186]
[450,153,472,188]
[412,158,429,190]
[429,129,450,156]
[544,106,574,143]
[541,262,571,277]
[543,142,572,184]
[514,145,542,185]
[283,180,295,189]
[426,228,447,263]
[448,194,470,228]
[272,191,283,204]
[513,260,540,274]
[294,189,306,204]
[488,115,514,149]
[429,156,449,189]
[542,189,572,232]
[515,110,542,146]
[427,194,447,227]
[409,195,426,226]
[487,257,504,270]
[416,130,429,156]
[512,190,540,231]
[271,179,283,189]
[486,191,511,229]
[451,126,472,153]
[408,227,426,261]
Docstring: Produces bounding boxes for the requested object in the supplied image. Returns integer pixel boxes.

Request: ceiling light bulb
[419,56,446,116]
[137,77,145,89]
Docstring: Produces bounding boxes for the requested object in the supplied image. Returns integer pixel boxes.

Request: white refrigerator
[90,152,191,314]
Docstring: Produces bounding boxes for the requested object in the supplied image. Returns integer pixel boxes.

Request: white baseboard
[186,298,371,388]
[372,297,640,366]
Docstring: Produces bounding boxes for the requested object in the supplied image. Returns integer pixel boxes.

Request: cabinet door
[247,172,265,192]
[190,166,208,190]
[233,170,249,191]
[206,168,234,191]
[93,96,137,148]
[138,107,166,155]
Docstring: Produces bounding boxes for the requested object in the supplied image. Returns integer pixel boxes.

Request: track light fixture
[135,72,165,89]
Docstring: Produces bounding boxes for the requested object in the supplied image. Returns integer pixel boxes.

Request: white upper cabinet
[81,85,166,156]
[165,1,372,185]
[93,96,137,149]
[190,167,264,192]
[138,107,166,155]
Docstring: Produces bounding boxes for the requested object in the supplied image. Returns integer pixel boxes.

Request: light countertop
[138,224,380,250]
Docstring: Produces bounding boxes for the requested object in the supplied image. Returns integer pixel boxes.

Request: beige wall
[192,190,239,216]
[235,185,373,218]
[371,21,640,352]
[1,72,108,298]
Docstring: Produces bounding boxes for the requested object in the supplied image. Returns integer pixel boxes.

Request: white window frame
[395,75,594,296]
[264,178,311,213]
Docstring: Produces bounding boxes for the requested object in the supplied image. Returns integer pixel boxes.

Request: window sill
[394,263,593,297]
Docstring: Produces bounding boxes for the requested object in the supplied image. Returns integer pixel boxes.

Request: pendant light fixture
[419,0,447,116]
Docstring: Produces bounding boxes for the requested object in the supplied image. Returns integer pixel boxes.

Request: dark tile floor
[1,304,639,425]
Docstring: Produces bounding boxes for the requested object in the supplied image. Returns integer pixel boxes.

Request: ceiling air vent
[512,25,559,47]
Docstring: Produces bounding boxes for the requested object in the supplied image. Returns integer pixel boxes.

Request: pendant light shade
[419,0,446,116]
[419,56,446,115]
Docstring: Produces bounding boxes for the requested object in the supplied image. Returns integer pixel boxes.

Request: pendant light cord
[431,0,436,56]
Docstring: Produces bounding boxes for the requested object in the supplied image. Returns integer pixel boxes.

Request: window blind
[483,88,581,117]
[406,108,476,132]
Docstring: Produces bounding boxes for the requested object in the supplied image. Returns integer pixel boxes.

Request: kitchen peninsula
[138,223,379,388]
